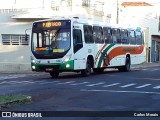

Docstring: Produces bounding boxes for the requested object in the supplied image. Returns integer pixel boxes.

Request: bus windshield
[31,20,71,59]
[32,28,70,50]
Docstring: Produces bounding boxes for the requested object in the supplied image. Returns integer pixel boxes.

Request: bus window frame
[121,29,129,44]
[103,27,113,43]
[93,26,104,44]
[135,31,143,45]
[112,28,121,44]
[83,25,94,43]
[73,29,83,53]
[129,30,136,45]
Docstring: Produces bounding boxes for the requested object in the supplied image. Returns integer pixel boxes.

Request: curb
[131,63,160,69]
[0,96,32,110]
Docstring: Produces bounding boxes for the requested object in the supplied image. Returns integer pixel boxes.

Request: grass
[0,94,31,109]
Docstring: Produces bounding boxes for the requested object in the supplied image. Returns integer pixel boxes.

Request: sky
[0,0,160,9]
[0,0,50,9]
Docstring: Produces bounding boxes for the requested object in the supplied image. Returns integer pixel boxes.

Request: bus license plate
[46,68,53,71]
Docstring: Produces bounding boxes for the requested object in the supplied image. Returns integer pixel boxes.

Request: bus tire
[81,59,92,76]
[50,71,59,78]
[118,57,130,72]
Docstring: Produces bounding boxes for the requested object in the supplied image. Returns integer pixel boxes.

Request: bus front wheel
[50,71,59,78]
[81,60,92,76]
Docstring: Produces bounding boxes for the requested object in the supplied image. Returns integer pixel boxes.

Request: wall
[0,12,32,72]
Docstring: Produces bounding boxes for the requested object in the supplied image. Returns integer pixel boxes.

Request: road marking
[56,81,75,85]
[70,82,90,85]
[7,80,35,84]
[120,83,136,88]
[0,77,10,80]
[149,69,160,71]
[135,84,151,88]
[153,85,160,89]
[0,74,26,81]
[0,81,8,84]
[39,81,59,84]
[21,81,36,84]
[81,89,160,95]
[142,69,148,71]
[86,82,105,87]
[102,83,120,87]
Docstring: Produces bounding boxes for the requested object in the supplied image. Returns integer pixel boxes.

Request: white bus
[29,17,146,77]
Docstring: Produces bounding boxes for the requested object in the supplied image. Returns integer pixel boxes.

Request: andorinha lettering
[123,47,135,52]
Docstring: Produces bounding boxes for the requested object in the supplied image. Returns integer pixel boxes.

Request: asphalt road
[0,66,160,120]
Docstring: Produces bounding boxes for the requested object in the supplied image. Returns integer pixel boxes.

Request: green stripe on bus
[97,44,115,68]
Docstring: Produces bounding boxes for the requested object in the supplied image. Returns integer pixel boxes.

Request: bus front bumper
[31,60,74,72]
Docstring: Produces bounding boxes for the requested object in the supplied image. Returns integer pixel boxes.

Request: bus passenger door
[73,29,85,70]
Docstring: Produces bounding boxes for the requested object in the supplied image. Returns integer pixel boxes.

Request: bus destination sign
[33,20,71,30]
[42,22,62,27]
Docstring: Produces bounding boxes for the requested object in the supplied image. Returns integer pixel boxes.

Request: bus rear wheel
[81,60,92,76]
[118,57,130,72]
[49,71,59,78]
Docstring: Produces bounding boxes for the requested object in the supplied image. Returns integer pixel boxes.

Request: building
[119,1,160,63]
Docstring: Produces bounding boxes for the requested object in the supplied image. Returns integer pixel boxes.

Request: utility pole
[116,0,119,24]
[42,0,44,9]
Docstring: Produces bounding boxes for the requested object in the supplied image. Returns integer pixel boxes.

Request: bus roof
[33,17,143,31]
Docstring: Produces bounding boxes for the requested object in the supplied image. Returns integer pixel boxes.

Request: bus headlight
[64,57,70,62]
[32,66,36,69]
[32,60,36,63]
[66,64,70,68]
[64,54,72,62]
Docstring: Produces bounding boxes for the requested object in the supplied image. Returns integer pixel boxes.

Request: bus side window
[121,29,128,44]
[103,27,112,43]
[93,26,98,43]
[112,28,117,43]
[73,29,83,53]
[129,30,136,44]
[136,31,142,45]
[117,29,121,43]
[99,27,104,43]
[84,25,93,43]
[93,26,104,44]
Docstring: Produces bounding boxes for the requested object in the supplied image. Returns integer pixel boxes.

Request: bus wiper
[51,29,61,48]
[52,28,61,40]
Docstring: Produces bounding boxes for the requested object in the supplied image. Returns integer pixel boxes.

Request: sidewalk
[131,62,160,69]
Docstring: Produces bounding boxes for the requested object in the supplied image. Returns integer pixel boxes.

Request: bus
[29,17,146,77]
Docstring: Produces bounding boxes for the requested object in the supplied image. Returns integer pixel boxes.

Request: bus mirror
[25,28,31,41]
[25,34,29,41]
